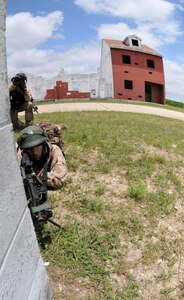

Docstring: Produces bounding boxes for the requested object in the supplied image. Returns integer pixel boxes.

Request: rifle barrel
[47,218,62,229]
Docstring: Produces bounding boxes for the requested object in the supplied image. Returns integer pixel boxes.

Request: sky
[6,0,184,102]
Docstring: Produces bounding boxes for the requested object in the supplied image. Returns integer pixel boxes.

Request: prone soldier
[17,125,67,226]
[17,125,67,189]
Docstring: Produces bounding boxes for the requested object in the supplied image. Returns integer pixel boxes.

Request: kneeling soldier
[9,73,34,130]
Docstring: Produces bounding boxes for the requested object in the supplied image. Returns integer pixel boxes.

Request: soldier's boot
[25,121,33,127]
[11,109,21,130]
[18,119,26,129]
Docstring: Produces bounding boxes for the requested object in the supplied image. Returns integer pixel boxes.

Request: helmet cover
[17,125,48,149]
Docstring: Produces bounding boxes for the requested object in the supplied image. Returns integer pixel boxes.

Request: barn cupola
[123,35,142,48]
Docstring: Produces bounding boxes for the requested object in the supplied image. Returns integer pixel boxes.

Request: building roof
[104,38,163,57]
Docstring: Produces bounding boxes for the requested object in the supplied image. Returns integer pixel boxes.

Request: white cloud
[7,42,101,79]
[6,11,64,52]
[7,48,54,78]
[97,20,182,49]
[52,33,65,40]
[164,59,184,101]
[74,0,175,21]
[75,0,183,50]
[97,23,162,48]
[177,0,184,11]
[55,42,101,74]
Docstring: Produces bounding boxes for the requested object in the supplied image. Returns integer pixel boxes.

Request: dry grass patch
[30,111,184,299]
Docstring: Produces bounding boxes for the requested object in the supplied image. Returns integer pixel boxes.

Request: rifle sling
[41,160,48,193]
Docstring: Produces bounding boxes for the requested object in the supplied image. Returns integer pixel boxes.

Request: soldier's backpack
[39,121,68,151]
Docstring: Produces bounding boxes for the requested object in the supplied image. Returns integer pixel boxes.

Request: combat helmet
[11,73,27,84]
[17,125,48,149]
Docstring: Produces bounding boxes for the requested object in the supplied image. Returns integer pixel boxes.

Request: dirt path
[33,102,184,121]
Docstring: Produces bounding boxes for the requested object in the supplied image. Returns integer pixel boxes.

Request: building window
[91,89,96,95]
[147,59,155,68]
[132,39,139,46]
[124,80,133,90]
[122,55,131,64]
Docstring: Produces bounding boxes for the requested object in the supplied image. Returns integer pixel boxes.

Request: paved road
[33,102,184,121]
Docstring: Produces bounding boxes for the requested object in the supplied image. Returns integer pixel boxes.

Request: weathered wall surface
[111,48,165,103]
[98,40,113,98]
[18,69,99,100]
[0,1,52,299]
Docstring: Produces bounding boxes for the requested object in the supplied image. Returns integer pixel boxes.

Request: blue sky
[6,0,184,101]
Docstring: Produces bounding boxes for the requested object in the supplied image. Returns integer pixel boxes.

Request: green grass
[19,109,184,299]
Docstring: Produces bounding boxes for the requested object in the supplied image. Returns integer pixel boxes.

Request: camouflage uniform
[36,141,67,189]
[18,141,67,189]
[9,77,34,130]
[17,125,67,189]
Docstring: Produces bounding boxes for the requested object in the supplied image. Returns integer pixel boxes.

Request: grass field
[28,109,184,299]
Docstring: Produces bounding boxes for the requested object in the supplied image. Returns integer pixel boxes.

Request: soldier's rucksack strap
[41,160,48,193]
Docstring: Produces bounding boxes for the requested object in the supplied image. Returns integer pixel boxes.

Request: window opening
[122,55,131,64]
[147,59,155,68]
[124,80,133,90]
[132,39,139,46]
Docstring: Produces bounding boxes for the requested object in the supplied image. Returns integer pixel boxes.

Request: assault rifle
[31,97,38,113]
[33,105,39,113]
[21,152,61,229]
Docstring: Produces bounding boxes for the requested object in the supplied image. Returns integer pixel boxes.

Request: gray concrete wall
[98,40,113,98]
[0,1,52,299]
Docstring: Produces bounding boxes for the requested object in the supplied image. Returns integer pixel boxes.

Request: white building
[25,68,99,101]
